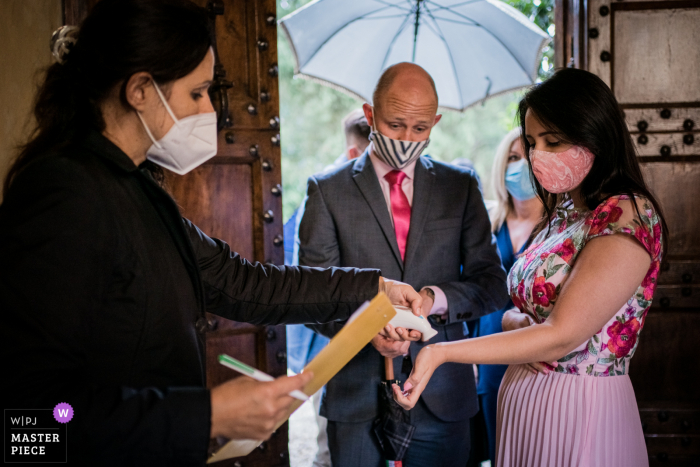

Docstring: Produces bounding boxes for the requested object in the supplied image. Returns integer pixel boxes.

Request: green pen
[217,354,309,402]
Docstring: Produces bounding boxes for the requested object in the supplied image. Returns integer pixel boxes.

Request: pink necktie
[384,170,411,261]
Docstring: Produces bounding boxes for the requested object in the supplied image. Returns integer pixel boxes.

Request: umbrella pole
[412,0,423,62]
[384,357,394,381]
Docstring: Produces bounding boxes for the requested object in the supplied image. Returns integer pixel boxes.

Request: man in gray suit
[298,63,509,467]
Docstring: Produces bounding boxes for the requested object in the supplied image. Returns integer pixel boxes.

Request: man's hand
[377,288,434,343]
[502,309,558,375]
[379,277,422,316]
[371,333,411,358]
[418,288,435,318]
[378,277,423,342]
[501,308,536,331]
[378,323,422,342]
[210,372,313,440]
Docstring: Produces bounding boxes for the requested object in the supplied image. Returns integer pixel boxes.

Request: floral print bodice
[507,195,663,377]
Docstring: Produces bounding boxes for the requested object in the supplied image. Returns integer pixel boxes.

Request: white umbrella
[280,0,550,111]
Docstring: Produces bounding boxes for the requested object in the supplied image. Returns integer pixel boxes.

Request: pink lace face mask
[529,146,595,193]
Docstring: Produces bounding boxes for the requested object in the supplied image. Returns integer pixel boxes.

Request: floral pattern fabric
[507,195,663,377]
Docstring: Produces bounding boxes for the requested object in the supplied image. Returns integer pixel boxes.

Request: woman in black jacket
[0,1,421,464]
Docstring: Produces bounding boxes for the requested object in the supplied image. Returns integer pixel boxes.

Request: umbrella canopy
[280,0,550,111]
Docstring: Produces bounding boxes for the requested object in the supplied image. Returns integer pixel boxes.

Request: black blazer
[299,152,509,423]
[0,131,379,466]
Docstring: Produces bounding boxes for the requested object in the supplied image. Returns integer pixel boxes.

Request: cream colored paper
[207,293,396,463]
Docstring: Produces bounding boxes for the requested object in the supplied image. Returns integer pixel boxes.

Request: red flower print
[652,223,662,258]
[550,238,576,263]
[512,280,527,311]
[587,198,623,236]
[641,260,660,300]
[532,276,556,307]
[606,318,641,358]
[635,221,662,259]
[634,225,653,256]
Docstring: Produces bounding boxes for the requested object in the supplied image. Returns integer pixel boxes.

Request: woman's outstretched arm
[394,232,651,408]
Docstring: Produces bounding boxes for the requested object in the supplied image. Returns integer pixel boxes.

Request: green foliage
[506,0,556,79]
[277,0,554,222]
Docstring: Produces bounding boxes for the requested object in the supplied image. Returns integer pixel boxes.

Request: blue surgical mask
[504,159,537,201]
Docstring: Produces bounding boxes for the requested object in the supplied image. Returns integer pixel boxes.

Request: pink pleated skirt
[496,364,649,467]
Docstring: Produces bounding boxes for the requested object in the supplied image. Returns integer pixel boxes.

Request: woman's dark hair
[3,0,211,195]
[518,68,668,251]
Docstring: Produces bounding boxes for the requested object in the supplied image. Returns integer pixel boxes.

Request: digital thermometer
[389,306,438,342]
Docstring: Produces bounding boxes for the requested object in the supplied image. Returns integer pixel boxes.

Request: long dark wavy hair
[3,0,211,196]
[519,68,668,252]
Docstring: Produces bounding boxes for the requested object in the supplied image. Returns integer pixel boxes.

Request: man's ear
[433,114,442,126]
[362,103,374,128]
[347,146,361,160]
[124,72,154,112]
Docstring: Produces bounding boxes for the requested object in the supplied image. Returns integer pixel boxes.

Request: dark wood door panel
[634,132,700,158]
[641,405,700,436]
[213,128,281,162]
[190,0,280,133]
[629,311,700,402]
[625,107,700,134]
[658,260,700,285]
[640,163,700,257]
[645,436,700,464]
[611,4,700,106]
[168,164,255,260]
[651,285,700,309]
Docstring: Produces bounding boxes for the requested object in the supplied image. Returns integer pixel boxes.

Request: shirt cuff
[423,286,448,318]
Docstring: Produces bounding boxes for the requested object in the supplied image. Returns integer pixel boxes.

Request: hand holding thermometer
[389,306,438,342]
[218,354,309,402]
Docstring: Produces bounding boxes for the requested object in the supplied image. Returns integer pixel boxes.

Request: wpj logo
[4,403,72,463]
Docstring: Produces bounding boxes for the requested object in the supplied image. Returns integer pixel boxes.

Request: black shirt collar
[82,130,141,173]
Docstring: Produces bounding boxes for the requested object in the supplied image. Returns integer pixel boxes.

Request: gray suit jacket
[299,151,508,423]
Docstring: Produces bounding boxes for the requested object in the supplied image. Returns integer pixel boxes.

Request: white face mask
[368,107,429,170]
[136,81,217,175]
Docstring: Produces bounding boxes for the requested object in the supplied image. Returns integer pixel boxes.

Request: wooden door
[63,0,288,465]
[558,1,700,465]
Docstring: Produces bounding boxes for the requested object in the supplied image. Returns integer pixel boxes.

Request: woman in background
[474,128,544,463]
[394,68,667,467]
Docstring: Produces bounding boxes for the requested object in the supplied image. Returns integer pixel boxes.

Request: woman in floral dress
[393,68,668,467]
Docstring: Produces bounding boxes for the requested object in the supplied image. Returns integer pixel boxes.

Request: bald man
[299,63,508,466]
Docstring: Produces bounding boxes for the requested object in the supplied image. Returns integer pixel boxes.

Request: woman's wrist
[378,276,385,295]
[428,343,449,366]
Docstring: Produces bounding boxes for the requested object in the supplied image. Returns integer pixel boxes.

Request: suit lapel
[352,152,404,270]
[404,157,435,270]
